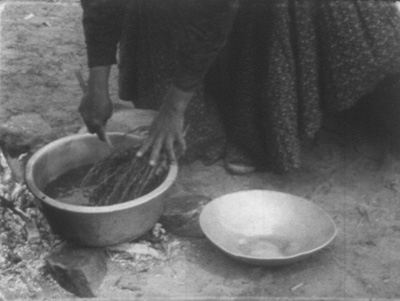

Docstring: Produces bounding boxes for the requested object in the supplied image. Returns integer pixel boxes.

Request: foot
[224,144,255,175]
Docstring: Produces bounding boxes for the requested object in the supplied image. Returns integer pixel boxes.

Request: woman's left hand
[136,84,194,165]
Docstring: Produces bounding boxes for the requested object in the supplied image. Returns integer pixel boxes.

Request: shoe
[224,144,255,175]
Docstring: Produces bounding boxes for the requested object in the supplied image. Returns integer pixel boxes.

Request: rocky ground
[1,1,400,300]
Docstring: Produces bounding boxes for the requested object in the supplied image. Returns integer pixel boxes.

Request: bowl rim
[199,190,338,262]
[25,132,178,214]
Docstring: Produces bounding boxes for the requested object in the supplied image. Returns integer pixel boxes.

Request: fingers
[136,135,154,158]
[79,108,106,140]
[166,137,177,165]
[78,91,113,142]
[149,137,163,166]
[83,120,106,142]
[136,131,185,166]
[96,127,107,142]
[136,133,163,166]
[177,132,187,154]
[84,121,101,136]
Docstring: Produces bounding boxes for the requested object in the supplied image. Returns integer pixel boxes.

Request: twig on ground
[0,195,30,222]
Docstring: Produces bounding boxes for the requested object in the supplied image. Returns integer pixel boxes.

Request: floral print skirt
[119,0,400,172]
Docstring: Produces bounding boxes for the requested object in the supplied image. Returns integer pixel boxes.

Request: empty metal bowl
[199,190,337,266]
[25,133,177,247]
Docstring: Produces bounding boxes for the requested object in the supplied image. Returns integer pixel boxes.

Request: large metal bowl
[199,190,337,266]
[25,133,177,247]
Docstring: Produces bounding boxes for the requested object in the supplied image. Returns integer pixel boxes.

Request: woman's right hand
[78,66,113,141]
[79,91,113,141]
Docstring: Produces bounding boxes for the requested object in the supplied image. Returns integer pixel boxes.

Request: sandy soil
[1,1,400,300]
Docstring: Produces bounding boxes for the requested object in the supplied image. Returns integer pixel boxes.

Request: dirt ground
[1,1,400,300]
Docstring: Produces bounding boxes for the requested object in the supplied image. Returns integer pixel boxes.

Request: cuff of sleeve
[86,46,118,68]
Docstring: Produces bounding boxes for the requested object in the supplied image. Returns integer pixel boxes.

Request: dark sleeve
[80,0,127,68]
[171,0,239,92]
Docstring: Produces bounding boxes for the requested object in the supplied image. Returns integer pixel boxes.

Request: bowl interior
[26,132,177,212]
[30,133,141,192]
[200,190,337,265]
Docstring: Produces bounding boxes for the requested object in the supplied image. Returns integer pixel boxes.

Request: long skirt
[118,0,400,172]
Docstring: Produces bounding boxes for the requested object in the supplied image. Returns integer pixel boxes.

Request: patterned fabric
[117,1,231,165]
[207,0,400,172]
[81,0,237,92]
[81,0,126,68]
[82,0,400,172]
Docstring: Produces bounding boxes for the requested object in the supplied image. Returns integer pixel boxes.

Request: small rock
[108,242,162,259]
[0,113,53,152]
[24,220,41,244]
[46,243,108,298]
[151,223,166,239]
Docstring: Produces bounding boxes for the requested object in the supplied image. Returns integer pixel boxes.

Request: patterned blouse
[80,0,238,92]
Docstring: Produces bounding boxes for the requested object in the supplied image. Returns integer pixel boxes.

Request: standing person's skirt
[118,0,400,172]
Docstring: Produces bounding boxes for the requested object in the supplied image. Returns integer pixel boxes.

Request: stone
[46,243,108,298]
[160,194,210,238]
[0,113,53,150]
[108,242,162,259]
[23,220,41,244]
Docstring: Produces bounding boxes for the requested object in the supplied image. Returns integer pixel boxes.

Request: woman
[79,0,238,168]
[79,0,400,173]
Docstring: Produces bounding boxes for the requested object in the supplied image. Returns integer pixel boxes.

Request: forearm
[78,66,113,140]
[80,0,126,68]
[87,66,111,94]
[161,84,195,115]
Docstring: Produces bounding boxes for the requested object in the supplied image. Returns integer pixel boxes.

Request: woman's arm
[79,0,126,140]
[80,0,127,68]
[137,0,238,164]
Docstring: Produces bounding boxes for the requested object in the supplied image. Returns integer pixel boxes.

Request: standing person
[79,0,239,167]
[206,0,400,172]
[79,0,400,174]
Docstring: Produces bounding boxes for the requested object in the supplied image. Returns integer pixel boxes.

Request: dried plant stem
[80,146,168,206]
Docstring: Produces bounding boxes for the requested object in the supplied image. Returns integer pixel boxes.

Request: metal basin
[199,190,337,266]
[25,133,178,247]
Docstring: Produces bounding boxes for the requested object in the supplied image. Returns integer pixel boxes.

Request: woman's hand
[137,105,185,165]
[78,66,113,141]
[137,84,194,165]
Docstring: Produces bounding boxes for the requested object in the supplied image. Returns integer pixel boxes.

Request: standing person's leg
[206,0,285,174]
[317,0,400,158]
